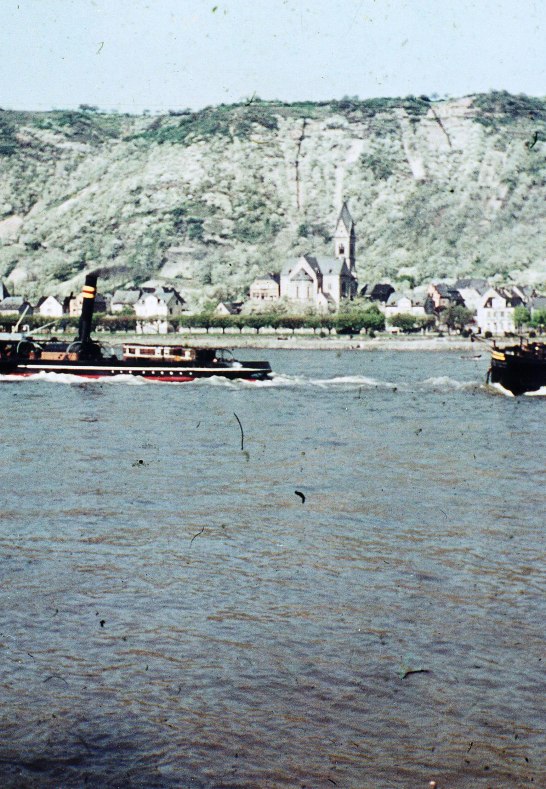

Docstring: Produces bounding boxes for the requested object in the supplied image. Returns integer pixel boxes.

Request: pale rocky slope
[0,92,544,305]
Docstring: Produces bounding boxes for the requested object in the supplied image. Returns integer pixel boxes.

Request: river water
[0,349,544,788]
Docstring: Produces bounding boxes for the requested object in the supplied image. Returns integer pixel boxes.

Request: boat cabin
[122,343,199,362]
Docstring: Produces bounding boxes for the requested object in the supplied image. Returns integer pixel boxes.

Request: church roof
[314,257,351,276]
[336,201,354,232]
[282,254,354,279]
[281,254,321,277]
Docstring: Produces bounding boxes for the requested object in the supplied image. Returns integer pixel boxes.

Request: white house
[215,301,243,316]
[134,288,185,319]
[383,292,426,319]
[455,279,489,312]
[36,295,64,317]
[476,287,524,335]
[111,289,142,314]
[249,273,280,302]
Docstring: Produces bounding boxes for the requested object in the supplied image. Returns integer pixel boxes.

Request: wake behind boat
[0,274,272,383]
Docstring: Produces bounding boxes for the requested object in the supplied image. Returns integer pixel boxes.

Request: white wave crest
[422,376,481,391]
[0,371,147,385]
[488,382,515,397]
[525,386,546,396]
[308,374,395,389]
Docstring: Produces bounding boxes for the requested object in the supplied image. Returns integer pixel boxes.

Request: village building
[0,296,32,316]
[362,283,396,304]
[134,287,185,319]
[454,278,489,312]
[249,273,280,302]
[35,295,64,317]
[383,292,426,319]
[0,296,33,317]
[215,301,243,316]
[279,202,359,310]
[111,289,142,314]
[476,287,526,335]
[69,291,109,317]
[427,283,465,311]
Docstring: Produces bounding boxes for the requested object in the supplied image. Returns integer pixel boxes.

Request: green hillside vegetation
[0,92,545,305]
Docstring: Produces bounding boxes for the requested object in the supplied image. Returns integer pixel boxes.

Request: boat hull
[490,349,546,395]
[0,359,272,382]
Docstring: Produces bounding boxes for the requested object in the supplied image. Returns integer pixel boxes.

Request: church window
[339,244,345,254]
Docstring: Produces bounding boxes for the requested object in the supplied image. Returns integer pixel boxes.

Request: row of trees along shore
[14,303,389,334]
[9,304,546,335]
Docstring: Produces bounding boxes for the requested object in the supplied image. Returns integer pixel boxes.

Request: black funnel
[77,273,98,346]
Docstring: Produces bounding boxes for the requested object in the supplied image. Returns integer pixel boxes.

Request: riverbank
[99,332,480,352]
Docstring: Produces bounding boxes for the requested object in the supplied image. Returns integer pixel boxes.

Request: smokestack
[77,273,98,345]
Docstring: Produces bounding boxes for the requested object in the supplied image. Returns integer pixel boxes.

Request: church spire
[334,201,356,274]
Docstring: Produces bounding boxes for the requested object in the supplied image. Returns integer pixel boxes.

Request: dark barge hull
[0,359,272,382]
[490,348,546,395]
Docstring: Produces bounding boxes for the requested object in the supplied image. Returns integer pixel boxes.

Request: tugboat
[0,274,272,382]
[489,339,546,395]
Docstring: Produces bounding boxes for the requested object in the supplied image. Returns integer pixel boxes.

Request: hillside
[0,92,545,305]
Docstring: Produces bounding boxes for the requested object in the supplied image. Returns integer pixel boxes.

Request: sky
[1,0,545,113]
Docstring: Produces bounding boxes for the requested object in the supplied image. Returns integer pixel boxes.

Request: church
[279,202,359,310]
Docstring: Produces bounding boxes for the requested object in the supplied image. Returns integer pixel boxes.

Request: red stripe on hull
[1,371,261,383]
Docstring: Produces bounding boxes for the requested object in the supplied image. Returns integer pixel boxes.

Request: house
[427,283,465,311]
[383,292,426,319]
[454,278,489,312]
[111,289,142,314]
[249,273,280,302]
[279,202,359,309]
[0,296,33,317]
[36,295,64,318]
[363,283,395,304]
[69,291,109,316]
[476,287,525,335]
[215,301,243,316]
[134,288,185,319]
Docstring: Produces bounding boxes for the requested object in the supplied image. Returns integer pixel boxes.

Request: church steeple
[334,201,356,274]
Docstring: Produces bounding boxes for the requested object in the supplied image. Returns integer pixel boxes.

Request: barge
[489,340,546,395]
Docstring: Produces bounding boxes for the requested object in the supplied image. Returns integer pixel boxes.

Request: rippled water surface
[1,349,544,788]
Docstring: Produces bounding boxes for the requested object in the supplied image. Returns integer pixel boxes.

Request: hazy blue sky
[2,0,544,112]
